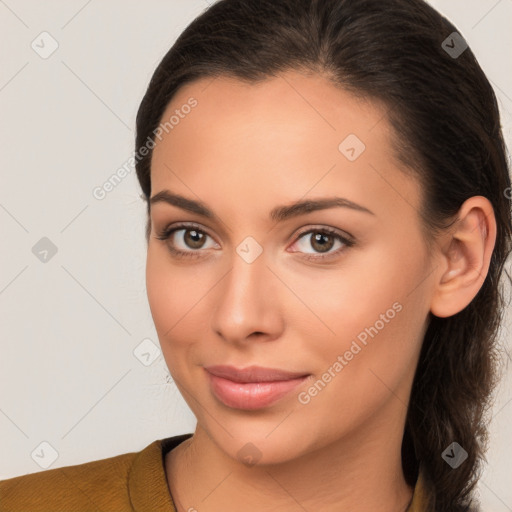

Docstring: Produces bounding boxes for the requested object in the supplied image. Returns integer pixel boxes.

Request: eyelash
[155,222,355,261]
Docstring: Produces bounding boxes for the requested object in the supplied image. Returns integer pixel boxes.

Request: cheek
[145,247,217,370]
[145,246,205,332]
[285,252,405,344]
[146,248,175,331]
[145,249,196,369]
[292,235,427,375]
[294,283,424,439]
[313,255,426,400]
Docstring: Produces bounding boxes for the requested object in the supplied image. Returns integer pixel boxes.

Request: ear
[430,196,497,318]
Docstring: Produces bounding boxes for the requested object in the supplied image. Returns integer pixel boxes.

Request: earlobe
[430,196,497,318]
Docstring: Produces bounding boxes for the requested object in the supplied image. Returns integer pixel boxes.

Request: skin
[145,70,496,512]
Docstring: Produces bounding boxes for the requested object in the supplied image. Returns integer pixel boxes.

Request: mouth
[204,365,311,410]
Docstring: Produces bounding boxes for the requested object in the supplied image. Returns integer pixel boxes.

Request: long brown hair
[134,1,512,510]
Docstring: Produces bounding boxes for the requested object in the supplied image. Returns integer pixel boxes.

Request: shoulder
[0,440,161,512]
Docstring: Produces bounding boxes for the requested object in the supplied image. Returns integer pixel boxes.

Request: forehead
[156,70,390,150]
[149,70,420,223]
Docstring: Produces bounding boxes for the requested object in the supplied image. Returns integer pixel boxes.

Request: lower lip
[206,371,310,410]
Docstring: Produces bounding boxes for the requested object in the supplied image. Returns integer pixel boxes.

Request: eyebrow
[149,190,375,222]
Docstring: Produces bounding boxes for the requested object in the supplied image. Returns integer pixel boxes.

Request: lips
[204,365,311,410]
[204,365,310,383]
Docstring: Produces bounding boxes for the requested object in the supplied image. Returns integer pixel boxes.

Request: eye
[289,227,354,261]
[155,223,219,259]
[155,223,355,262]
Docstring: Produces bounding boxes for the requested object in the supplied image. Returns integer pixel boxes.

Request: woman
[1,0,510,511]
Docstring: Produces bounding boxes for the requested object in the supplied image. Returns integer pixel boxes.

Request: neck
[166,404,415,512]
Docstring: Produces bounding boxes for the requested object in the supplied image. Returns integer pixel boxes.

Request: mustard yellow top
[0,433,427,511]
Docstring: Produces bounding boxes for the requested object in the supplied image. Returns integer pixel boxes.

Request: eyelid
[292,224,355,243]
[157,221,354,243]
[157,221,221,247]
[287,225,354,261]
[156,221,354,260]
[156,221,217,240]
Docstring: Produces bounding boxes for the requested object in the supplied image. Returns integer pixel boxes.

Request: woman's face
[146,70,435,464]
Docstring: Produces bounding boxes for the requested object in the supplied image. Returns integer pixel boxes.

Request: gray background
[0,1,511,509]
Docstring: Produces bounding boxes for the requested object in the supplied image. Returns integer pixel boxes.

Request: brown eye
[155,223,219,259]
[289,227,355,261]
[182,229,207,249]
[309,232,336,253]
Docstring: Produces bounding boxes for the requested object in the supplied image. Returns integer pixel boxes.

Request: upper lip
[204,365,310,383]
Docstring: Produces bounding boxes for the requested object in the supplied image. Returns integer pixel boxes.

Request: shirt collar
[128,434,427,512]
[407,463,427,511]
[128,433,193,512]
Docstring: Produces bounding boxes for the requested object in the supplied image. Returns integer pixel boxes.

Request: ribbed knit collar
[127,433,426,512]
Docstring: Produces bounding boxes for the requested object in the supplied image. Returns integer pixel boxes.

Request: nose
[210,248,284,345]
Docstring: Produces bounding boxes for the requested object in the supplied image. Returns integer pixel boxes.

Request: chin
[203,420,316,467]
